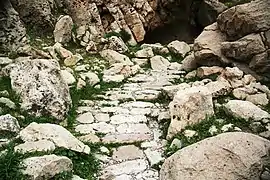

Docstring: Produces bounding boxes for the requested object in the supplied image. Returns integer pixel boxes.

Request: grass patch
[54,148,100,180]
[0,142,27,180]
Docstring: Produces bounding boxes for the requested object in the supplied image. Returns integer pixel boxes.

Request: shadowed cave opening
[142,19,203,44]
[142,0,213,45]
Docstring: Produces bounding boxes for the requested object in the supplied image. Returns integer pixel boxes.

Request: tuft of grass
[0,142,27,180]
[54,148,100,180]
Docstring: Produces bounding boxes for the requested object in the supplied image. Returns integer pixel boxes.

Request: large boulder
[168,86,214,139]
[221,33,266,61]
[217,0,270,40]
[160,132,270,180]
[20,122,90,154]
[194,23,230,66]
[3,59,71,120]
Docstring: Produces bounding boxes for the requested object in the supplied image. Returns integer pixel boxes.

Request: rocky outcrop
[217,0,270,40]
[3,59,71,120]
[0,0,27,53]
[194,0,270,81]
[160,132,270,180]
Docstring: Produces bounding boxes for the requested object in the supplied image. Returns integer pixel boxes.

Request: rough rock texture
[221,33,266,61]
[217,0,270,40]
[0,0,27,52]
[20,122,90,154]
[160,132,270,180]
[194,23,230,66]
[194,0,270,80]
[15,140,56,153]
[224,100,270,121]
[54,15,74,44]
[0,114,20,133]
[10,0,55,31]
[168,86,214,139]
[23,154,73,180]
[3,59,71,120]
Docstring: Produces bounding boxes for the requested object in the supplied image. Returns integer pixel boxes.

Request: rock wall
[194,0,270,82]
[0,0,227,50]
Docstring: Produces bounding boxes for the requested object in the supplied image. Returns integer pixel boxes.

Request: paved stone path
[74,68,186,179]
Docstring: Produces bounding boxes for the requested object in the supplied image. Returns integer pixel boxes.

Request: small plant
[54,148,100,180]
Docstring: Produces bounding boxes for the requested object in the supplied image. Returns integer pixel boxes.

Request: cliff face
[3,0,225,47]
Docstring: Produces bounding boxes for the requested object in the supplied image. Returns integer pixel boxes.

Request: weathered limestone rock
[0,114,20,133]
[144,149,164,166]
[181,52,197,71]
[100,50,133,66]
[0,57,13,65]
[105,36,128,53]
[197,66,223,78]
[112,145,144,162]
[160,132,270,180]
[232,87,257,100]
[135,47,154,58]
[64,54,83,66]
[60,70,76,85]
[10,0,54,30]
[54,15,74,44]
[224,100,270,121]
[221,33,266,61]
[194,23,230,66]
[20,122,90,154]
[205,78,231,97]
[15,140,55,153]
[76,112,94,124]
[150,55,170,71]
[79,71,100,86]
[0,0,27,52]
[249,50,270,74]
[217,0,270,40]
[168,86,214,139]
[23,155,73,180]
[168,41,190,57]
[246,93,269,106]
[3,59,71,120]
